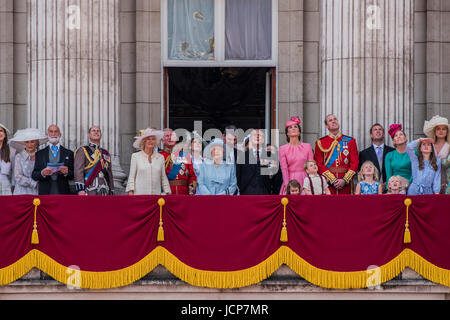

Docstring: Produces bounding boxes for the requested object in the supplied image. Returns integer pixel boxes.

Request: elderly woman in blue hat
[197,138,237,195]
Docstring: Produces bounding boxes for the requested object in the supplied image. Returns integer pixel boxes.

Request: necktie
[256,149,260,164]
[376,146,382,165]
[51,145,58,158]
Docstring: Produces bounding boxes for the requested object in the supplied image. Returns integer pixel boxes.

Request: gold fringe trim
[0,251,36,286]
[405,249,450,287]
[159,247,283,289]
[282,246,407,289]
[0,248,449,289]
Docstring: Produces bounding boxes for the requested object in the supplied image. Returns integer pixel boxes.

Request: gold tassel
[403,225,411,244]
[403,198,412,244]
[31,198,41,245]
[31,229,39,245]
[157,226,164,242]
[157,198,166,242]
[280,226,288,242]
[280,197,289,242]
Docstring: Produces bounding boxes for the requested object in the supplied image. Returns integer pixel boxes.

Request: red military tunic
[160,148,197,195]
[314,133,359,194]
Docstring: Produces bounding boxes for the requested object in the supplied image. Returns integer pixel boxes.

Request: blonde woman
[126,128,171,195]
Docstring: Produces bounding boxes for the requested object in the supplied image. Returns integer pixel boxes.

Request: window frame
[161,0,278,67]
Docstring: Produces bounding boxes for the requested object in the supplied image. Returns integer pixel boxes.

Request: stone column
[0,0,14,130]
[14,0,28,131]
[135,0,161,131]
[425,0,450,125]
[119,0,137,175]
[28,0,126,192]
[321,0,414,148]
[278,0,304,145]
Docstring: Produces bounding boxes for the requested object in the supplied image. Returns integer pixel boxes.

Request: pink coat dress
[279,142,314,195]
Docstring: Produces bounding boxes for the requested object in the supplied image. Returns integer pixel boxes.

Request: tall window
[163,0,277,66]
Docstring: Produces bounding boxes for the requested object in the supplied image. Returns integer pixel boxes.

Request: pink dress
[279,142,314,195]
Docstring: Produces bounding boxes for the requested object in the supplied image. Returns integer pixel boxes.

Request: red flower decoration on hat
[388,124,402,139]
[285,116,302,127]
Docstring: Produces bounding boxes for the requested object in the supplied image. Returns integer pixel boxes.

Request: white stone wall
[320,0,414,149]
[27,0,120,158]
[278,0,304,145]
[0,0,14,131]
[424,0,450,123]
[0,0,449,171]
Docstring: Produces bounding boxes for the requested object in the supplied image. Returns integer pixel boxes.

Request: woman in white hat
[423,115,450,159]
[126,128,171,195]
[0,123,14,195]
[9,128,48,195]
[423,115,450,193]
[196,138,237,195]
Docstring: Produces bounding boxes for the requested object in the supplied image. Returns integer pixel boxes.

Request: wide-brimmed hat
[423,115,450,143]
[8,128,48,151]
[133,128,164,149]
[0,123,11,135]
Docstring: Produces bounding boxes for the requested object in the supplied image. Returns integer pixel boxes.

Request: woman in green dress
[385,124,412,190]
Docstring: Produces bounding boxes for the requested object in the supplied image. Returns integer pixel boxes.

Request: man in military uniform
[160,128,197,195]
[74,126,114,195]
[314,114,359,194]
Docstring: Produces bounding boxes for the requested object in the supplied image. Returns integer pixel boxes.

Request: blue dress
[406,141,441,195]
[197,161,237,195]
[359,181,380,195]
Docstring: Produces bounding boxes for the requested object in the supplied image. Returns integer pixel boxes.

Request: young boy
[302,160,331,195]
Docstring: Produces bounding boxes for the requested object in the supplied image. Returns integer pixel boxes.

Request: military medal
[344,158,349,164]
[343,149,349,156]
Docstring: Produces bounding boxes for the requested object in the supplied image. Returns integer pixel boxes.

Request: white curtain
[168,0,215,60]
[225,0,272,60]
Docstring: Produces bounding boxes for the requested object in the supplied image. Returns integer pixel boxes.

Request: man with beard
[358,123,395,185]
[32,124,74,195]
[160,128,197,195]
[74,126,114,196]
[314,114,359,194]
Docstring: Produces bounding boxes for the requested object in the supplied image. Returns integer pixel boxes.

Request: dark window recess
[168,67,269,133]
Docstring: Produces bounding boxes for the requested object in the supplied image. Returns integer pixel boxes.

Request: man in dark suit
[32,124,74,195]
[358,123,394,184]
[236,129,278,195]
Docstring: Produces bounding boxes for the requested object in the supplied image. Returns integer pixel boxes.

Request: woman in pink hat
[279,116,314,195]
[384,124,412,191]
